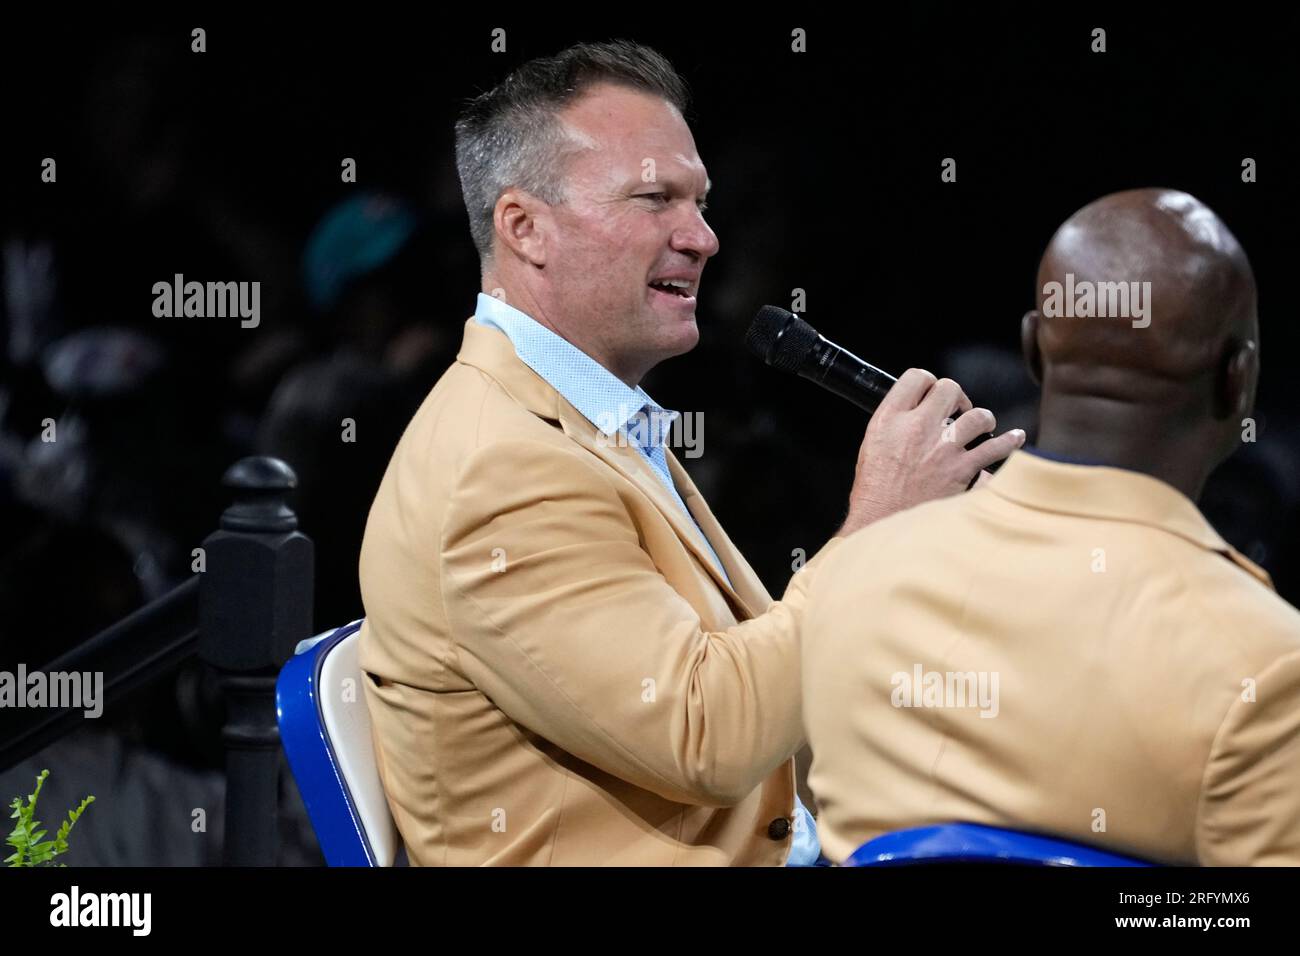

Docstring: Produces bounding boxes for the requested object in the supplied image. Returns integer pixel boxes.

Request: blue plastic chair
[845,823,1153,867]
[277,619,402,866]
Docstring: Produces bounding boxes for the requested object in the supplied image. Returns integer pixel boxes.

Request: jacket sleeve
[439,437,845,808]
[1197,648,1300,865]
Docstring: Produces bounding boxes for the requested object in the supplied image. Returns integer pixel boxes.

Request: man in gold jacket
[803,188,1300,866]
[356,41,1021,865]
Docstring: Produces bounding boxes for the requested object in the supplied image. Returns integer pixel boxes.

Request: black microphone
[744,305,992,448]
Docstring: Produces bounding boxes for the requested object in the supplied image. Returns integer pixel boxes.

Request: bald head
[1035,188,1255,387]
[1023,188,1260,500]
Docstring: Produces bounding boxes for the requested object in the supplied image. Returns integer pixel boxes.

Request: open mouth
[648,279,693,297]
[647,279,697,307]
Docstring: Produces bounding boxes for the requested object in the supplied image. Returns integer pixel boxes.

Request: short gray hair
[453,40,690,264]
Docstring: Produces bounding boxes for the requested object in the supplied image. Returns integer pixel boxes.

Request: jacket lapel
[456,317,760,618]
[557,400,758,618]
[666,451,774,616]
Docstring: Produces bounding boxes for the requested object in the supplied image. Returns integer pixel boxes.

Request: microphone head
[745,305,820,373]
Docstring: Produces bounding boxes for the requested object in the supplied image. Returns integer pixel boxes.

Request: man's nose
[671,207,720,260]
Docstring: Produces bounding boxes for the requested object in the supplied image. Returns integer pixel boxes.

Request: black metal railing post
[198,456,313,866]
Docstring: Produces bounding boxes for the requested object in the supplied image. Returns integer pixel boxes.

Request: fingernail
[1012,429,1026,444]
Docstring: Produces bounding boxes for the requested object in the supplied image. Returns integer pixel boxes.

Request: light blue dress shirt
[472,292,822,866]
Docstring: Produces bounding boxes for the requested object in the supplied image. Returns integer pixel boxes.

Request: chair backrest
[276,619,401,866]
[845,823,1153,867]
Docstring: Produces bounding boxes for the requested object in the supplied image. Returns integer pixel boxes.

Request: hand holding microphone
[745,306,1025,535]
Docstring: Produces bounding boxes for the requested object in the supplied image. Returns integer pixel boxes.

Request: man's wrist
[836,498,893,537]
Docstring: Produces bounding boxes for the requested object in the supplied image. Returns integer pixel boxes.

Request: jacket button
[767,817,791,841]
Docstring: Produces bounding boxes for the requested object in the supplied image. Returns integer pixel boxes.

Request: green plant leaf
[5,770,93,868]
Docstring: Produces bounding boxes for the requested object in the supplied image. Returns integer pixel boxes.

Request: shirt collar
[1021,444,1114,468]
[473,292,678,446]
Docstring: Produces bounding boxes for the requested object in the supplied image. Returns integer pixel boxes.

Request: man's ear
[493,188,550,267]
[1220,338,1258,421]
[1020,309,1043,386]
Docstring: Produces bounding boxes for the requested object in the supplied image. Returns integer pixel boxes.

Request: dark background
[1,10,1297,861]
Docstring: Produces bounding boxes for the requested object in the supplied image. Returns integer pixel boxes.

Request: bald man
[802,188,1300,866]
